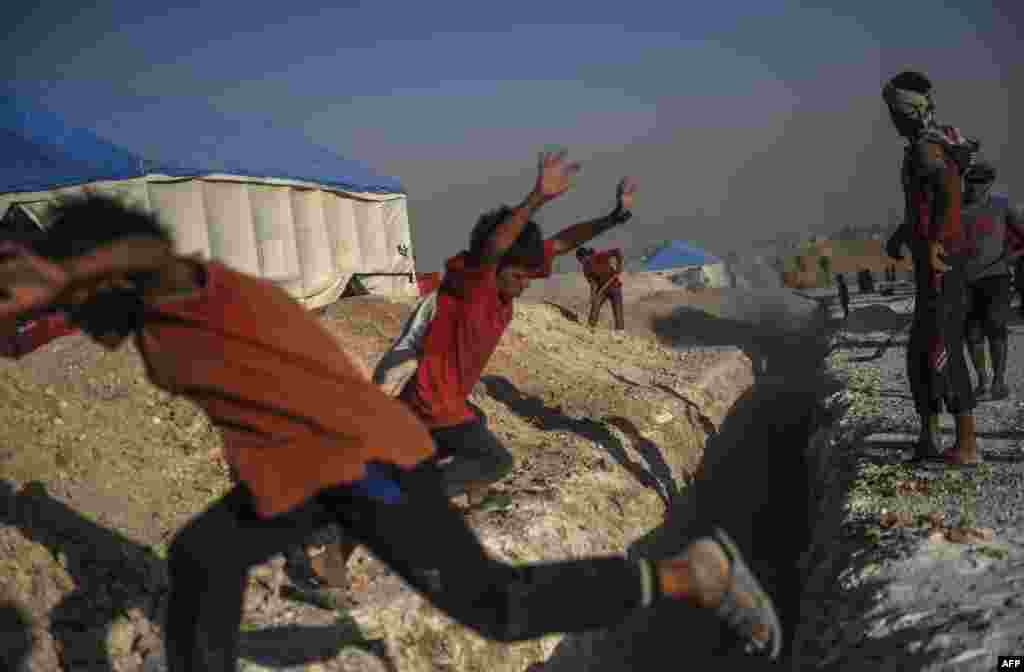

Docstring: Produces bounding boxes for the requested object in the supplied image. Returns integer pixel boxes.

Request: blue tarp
[0,96,144,194]
[0,93,404,196]
[643,240,720,271]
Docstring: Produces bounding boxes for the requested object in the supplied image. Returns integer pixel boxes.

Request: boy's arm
[480,150,580,266]
[549,177,637,255]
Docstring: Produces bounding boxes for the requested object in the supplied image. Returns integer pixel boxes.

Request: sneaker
[663,528,783,659]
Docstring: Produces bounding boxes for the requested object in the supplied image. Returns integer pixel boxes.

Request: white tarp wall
[664,262,728,290]
[0,174,416,308]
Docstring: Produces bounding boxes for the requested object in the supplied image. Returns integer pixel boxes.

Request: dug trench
[534,292,844,670]
[0,287,843,671]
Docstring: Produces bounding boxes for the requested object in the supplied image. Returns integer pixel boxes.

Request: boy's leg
[429,413,515,501]
[983,275,1013,399]
[610,286,625,330]
[327,462,782,656]
[165,483,332,672]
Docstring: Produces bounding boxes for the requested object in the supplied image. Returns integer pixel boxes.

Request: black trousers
[965,274,1012,344]
[428,408,515,498]
[165,461,646,671]
[907,250,976,416]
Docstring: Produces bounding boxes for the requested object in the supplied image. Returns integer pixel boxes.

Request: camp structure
[0,95,416,309]
[641,240,726,289]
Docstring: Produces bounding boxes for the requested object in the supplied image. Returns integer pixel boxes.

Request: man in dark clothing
[0,192,786,669]
[883,71,979,466]
[577,245,625,329]
[960,161,1024,400]
[835,274,850,319]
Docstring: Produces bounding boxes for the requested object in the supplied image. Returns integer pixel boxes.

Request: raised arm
[479,150,580,266]
[549,177,637,256]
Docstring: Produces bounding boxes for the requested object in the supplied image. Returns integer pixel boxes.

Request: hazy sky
[5,1,1019,272]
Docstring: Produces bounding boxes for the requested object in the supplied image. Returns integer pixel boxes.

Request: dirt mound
[0,295,752,672]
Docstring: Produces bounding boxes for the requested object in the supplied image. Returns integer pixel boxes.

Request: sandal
[710,528,784,659]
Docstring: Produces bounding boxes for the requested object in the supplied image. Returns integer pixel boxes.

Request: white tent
[0,95,416,308]
[642,240,727,290]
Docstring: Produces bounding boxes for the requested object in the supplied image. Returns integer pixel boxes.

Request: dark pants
[429,408,515,498]
[589,285,625,330]
[165,461,646,671]
[907,249,976,417]
[965,274,1012,344]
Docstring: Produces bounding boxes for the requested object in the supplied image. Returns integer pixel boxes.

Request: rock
[652,410,674,425]
[945,648,992,670]
[106,617,136,658]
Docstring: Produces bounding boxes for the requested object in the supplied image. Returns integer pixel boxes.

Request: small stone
[152,417,162,425]
[106,618,136,658]
[652,410,674,425]
[53,417,64,426]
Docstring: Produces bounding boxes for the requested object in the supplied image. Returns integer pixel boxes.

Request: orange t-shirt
[136,261,435,518]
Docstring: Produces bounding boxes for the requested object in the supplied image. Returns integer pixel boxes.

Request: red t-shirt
[582,249,623,289]
[137,261,435,518]
[402,240,558,428]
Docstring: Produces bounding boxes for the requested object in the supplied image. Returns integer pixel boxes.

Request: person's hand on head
[535,149,581,203]
[616,177,638,212]
[0,243,69,319]
[928,241,950,274]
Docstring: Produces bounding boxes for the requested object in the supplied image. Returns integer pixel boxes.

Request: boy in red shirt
[576,245,625,329]
[401,152,639,511]
[0,191,783,668]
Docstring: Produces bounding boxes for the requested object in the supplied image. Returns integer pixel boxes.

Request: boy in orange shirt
[0,192,783,668]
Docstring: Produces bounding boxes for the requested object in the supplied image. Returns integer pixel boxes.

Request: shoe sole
[712,528,784,660]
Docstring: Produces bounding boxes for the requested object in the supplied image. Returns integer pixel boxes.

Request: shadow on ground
[0,480,390,670]
[786,427,950,671]
[480,376,678,506]
[1,601,33,671]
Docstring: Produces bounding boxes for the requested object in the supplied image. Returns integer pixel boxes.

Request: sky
[4,0,1019,272]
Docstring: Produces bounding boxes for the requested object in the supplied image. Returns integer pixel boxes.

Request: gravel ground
[794,286,1024,671]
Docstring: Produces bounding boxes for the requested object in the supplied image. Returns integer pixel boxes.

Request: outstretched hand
[535,149,581,203]
[0,243,69,319]
[616,177,638,211]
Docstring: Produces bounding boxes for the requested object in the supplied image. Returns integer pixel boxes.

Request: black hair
[34,195,168,339]
[33,194,172,261]
[576,246,594,259]
[888,71,932,95]
[468,205,545,271]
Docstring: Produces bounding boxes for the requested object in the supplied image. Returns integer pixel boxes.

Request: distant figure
[577,246,625,330]
[835,274,850,319]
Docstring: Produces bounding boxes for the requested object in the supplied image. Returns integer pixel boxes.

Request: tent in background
[0,94,416,308]
[641,240,726,289]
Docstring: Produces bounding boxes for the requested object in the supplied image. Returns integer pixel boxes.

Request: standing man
[835,274,850,320]
[577,245,625,330]
[961,161,1024,400]
[882,71,979,466]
